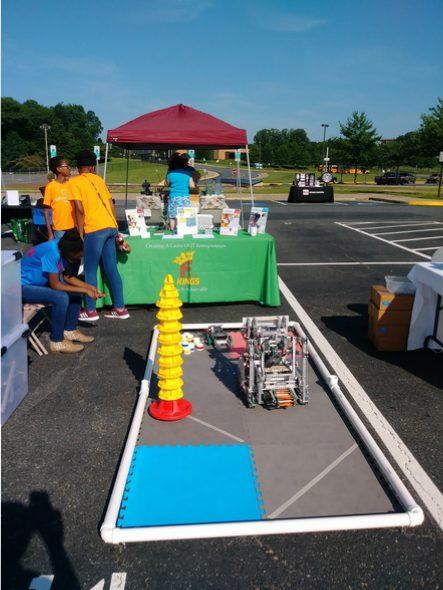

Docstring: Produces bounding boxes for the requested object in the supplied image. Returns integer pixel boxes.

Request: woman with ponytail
[21,229,105,353]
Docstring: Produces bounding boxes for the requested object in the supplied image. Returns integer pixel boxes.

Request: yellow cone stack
[149,275,192,421]
[157,275,184,401]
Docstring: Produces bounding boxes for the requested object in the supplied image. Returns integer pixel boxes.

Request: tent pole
[125,149,130,208]
[103,142,109,181]
[245,144,254,206]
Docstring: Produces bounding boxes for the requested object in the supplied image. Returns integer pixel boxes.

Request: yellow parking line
[409,200,443,206]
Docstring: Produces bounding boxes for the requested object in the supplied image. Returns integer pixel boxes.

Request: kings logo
[173,251,200,285]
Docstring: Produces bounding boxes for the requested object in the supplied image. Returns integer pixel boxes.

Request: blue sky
[2,0,442,142]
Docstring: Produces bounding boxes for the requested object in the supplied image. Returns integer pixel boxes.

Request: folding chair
[23,304,51,356]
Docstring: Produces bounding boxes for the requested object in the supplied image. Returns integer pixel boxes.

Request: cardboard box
[371,285,414,312]
[370,323,409,351]
[368,313,374,340]
[368,301,412,326]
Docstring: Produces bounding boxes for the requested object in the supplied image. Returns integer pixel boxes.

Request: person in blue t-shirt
[21,229,105,354]
[160,153,195,230]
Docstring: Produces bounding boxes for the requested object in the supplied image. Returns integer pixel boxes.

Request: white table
[407,262,443,350]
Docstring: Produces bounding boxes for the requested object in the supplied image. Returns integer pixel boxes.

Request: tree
[251,128,314,167]
[419,98,443,158]
[339,111,381,182]
[12,154,45,170]
[1,98,103,169]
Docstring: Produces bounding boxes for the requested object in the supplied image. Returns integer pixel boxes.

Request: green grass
[199,159,248,168]
[105,158,167,184]
[225,184,441,198]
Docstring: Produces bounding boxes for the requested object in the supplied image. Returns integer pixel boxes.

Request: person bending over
[21,229,104,354]
[43,156,76,240]
[69,150,130,322]
[181,153,201,185]
[160,152,195,230]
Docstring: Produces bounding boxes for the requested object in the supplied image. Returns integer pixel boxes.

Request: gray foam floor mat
[137,338,398,519]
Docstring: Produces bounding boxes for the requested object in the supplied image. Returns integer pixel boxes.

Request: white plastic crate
[385,275,416,295]
[1,250,23,339]
[1,323,29,425]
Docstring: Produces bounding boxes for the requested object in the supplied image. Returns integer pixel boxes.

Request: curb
[409,200,443,207]
[368,196,411,204]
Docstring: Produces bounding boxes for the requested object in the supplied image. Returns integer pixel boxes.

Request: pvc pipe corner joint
[100,523,115,544]
[408,506,425,527]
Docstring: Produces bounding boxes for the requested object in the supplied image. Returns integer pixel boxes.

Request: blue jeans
[83,228,124,311]
[53,230,65,239]
[22,285,82,342]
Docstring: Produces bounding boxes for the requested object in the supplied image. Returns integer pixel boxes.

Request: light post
[438,152,443,199]
[321,123,329,153]
[40,123,51,171]
[321,123,329,172]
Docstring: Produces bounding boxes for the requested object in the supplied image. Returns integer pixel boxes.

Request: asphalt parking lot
[2,200,442,590]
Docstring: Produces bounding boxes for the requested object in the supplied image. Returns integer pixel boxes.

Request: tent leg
[125,150,130,209]
[245,145,254,206]
[103,142,109,181]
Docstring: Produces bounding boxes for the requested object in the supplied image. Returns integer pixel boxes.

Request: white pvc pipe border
[100,320,423,544]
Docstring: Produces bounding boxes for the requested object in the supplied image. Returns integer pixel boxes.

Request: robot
[239,316,309,409]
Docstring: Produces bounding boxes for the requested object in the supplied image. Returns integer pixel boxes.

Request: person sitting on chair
[21,229,105,354]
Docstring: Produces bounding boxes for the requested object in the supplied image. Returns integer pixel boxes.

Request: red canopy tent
[103,104,254,204]
[106,103,247,148]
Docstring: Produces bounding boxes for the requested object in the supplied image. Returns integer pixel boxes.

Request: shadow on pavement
[123,346,146,383]
[1,491,81,590]
[322,304,443,390]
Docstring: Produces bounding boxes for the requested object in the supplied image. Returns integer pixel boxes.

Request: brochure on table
[248,207,269,234]
[220,208,241,236]
[125,208,150,238]
[176,207,198,237]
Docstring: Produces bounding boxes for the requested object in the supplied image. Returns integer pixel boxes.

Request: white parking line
[346,222,441,231]
[278,262,416,266]
[188,415,245,443]
[373,228,443,236]
[393,236,443,243]
[275,201,288,206]
[110,573,127,590]
[268,444,358,518]
[279,276,443,529]
[335,222,432,259]
[415,246,441,251]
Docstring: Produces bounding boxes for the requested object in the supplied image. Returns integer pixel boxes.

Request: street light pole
[40,123,51,172]
[438,152,443,200]
[321,124,329,157]
[321,123,329,173]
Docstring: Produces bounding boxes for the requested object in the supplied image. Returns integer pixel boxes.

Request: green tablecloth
[96,230,280,307]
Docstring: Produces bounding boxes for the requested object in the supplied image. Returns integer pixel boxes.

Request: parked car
[374,172,416,185]
[425,174,439,184]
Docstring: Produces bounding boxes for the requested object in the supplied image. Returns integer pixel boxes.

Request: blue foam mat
[118,444,264,527]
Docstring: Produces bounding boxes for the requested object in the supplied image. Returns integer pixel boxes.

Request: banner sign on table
[96,231,280,307]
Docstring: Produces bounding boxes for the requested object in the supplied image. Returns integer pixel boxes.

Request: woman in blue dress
[162,153,195,230]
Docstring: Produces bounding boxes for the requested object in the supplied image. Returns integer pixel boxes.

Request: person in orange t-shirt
[69,150,130,321]
[43,157,76,240]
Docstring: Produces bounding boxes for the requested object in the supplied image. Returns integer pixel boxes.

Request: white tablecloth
[407,262,443,350]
